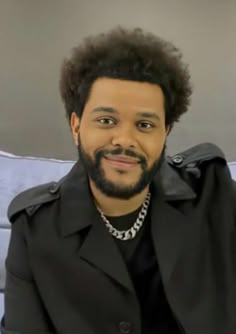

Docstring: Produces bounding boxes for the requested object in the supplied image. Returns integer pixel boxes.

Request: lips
[104,155,140,170]
[105,154,140,163]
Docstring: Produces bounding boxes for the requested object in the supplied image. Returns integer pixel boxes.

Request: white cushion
[0,151,74,228]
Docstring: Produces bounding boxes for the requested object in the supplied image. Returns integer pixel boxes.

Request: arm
[1,214,54,333]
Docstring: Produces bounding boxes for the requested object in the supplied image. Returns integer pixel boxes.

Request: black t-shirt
[107,201,182,334]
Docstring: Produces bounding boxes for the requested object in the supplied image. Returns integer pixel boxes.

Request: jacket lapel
[151,161,197,287]
[78,217,134,293]
[151,199,193,285]
[58,161,134,293]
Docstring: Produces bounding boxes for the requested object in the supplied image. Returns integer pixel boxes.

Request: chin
[106,175,139,187]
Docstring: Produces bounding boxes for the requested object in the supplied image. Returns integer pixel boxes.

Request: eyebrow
[92,106,118,114]
[136,112,160,121]
[92,106,160,121]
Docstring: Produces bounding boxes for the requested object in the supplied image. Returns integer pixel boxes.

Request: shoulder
[167,143,232,193]
[8,180,62,223]
[167,142,226,168]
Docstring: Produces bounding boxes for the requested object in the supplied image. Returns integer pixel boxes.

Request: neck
[89,181,150,217]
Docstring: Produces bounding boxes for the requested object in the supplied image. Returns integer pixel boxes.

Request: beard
[77,136,166,199]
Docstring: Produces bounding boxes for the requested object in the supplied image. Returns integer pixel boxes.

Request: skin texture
[71,77,169,216]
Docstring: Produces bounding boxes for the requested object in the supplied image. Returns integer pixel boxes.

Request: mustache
[95,148,147,165]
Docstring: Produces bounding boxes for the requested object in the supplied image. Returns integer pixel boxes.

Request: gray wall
[0,0,235,160]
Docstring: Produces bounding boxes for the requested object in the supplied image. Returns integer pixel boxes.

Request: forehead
[85,77,165,113]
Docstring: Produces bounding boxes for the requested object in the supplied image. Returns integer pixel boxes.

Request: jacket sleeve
[1,213,54,333]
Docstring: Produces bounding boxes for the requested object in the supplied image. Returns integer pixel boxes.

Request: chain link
[98,192,151,241]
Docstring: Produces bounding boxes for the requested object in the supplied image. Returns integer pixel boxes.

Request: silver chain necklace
[97,192,151,241]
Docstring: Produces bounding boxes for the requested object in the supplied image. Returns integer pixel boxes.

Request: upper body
[1,145,236,334]
[1,27,236,334]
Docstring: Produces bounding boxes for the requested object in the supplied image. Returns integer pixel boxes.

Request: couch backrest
[0,151,75,229]
[228,162,236,180]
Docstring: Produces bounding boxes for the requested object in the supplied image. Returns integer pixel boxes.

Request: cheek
[79,128,109,154]
[144,136,166,163]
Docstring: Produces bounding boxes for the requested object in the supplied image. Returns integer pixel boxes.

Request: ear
[70,112,80,146]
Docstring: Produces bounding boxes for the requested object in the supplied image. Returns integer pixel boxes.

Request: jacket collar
[159,160,196,200]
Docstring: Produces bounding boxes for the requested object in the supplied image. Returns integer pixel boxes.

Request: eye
[137,121,155,130]
[97,117,116,125]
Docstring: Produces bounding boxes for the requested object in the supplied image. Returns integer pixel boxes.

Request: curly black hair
[60,27,192,129]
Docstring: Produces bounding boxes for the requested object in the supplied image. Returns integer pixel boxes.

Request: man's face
[71,78,169,199]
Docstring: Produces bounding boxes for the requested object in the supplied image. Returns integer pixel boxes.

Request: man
[1,27,235,334]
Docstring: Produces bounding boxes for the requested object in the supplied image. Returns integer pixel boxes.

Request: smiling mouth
[104,155,140,170]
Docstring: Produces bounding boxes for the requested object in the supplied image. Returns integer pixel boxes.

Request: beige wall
[0,0,235,160]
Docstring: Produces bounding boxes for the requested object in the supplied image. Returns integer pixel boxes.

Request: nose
[111,124,137,148]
